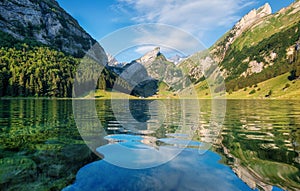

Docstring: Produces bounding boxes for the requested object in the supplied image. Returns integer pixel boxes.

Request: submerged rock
[0,157,37,185]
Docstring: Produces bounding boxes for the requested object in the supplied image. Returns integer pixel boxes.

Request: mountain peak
[136,47,161,67]
[167,54,187,65]
[235,2,272,32]
[258,3,272,15]
[210,2,273,62]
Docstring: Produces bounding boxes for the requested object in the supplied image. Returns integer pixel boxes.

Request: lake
[0,99,299,190]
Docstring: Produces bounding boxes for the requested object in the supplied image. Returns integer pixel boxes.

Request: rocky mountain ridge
[180,1,300,94]
[136,47,161,68]
[0,0,98,57]
[211,3,272,63]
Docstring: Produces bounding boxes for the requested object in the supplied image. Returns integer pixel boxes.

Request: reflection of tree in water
[129,100,151,123]
[127,100,153,134]
[219,100,300,191]
[0,99,97,190]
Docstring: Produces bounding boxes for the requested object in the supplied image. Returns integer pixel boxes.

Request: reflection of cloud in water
[97,134,181,169]
[64,148,252,191]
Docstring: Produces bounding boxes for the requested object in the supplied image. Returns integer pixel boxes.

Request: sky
[56,0,295,62]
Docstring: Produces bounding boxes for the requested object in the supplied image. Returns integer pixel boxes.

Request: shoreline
[1,96,300,100]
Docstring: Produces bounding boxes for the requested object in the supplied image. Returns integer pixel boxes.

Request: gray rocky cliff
[0,0,103,58]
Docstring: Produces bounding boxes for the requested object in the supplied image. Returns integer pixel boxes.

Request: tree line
[0,45,77,97]
[0,43,125,97]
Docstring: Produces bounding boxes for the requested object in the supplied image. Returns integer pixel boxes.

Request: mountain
[0,0,98,57]
[2,0,299,98]
[0,0,162,98]
[211,3,272,63]
[179,3,273,81]
[99,47,190,98]
[0,0,111,97]
[107,53,120,67]
[167,54,187,65]
[134,47,191,92]
[136,47,161,68]
[180,1,300,97]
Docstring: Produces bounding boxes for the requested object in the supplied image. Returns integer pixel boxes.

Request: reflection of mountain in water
[129,100,151,123]
[217,100,300,191]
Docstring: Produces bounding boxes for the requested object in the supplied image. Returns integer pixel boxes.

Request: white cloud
[114,0,256,47]
[134,46,158,55]
[131,24,204,55]
[134,45,183,56]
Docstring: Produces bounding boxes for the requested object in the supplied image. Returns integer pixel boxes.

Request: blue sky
[57,0,295,61]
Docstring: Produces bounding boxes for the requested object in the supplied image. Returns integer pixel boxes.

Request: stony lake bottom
[0,99,299,191]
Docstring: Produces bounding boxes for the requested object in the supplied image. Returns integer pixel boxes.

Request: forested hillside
[0,43,118,97]
[179,1,300,98]
[224,23,300,93]
[0,0,147,98]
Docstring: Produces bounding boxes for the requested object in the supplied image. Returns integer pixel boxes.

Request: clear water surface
[0,99,299,191]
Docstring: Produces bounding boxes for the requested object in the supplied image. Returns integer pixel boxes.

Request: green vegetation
[0,45,77,97]
[187,7,300,98]
[267,90,273,97]
[220,99,300,190]
[0,38,136,98]
[234,4,300,50]
[203,2,300,95]
[223,22,300,93]
[0,99,98,190]
[0,31,44,49]
[193,72,300,99]
[225,72,300,99]
[0,45,127,98]
[249,89,256,94]
[283,83,291,90]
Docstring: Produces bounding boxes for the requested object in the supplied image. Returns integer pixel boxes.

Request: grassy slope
[225,72,300,99]
[89,72,300,99]
[91,81,179,99]
[92,3,300,100]
[194,72,300,99]
[86,90,139,99]
[233,2,300,50]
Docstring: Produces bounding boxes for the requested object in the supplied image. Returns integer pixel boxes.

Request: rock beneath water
[62,144,94,163]
[48,164,65,178]
[0,157,37,185]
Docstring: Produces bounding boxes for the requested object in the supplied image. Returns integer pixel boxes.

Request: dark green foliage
[288,70,297,80]
[0,45,77,97]
[283,83,290,90]
[249,89,256,94]
[223,22,300,92]
[288,64,300,80]
[0,23,130,98]
[0,31,20,48]
[0,45,124,97]
[268,90,273,96]
[265,90,273,97]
